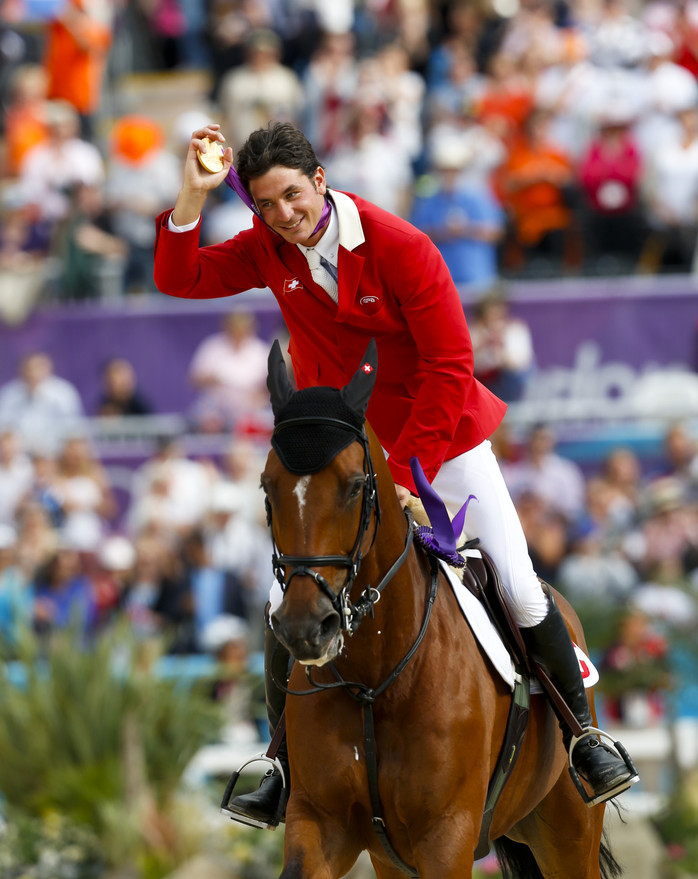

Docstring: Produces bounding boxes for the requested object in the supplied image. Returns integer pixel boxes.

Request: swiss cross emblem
[283,278,302,293]
[362,363,373,374]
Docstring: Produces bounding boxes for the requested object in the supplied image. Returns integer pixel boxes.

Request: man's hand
[395,484,412,508]
[172,123,233,226]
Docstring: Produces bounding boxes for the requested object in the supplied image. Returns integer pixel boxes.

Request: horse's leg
[508,776,608,879]
[281,804,365,879]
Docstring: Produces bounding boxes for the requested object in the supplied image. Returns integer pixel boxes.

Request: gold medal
[197,137,225,173]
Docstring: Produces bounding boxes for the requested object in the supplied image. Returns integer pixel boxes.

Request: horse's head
[263,340,381,666]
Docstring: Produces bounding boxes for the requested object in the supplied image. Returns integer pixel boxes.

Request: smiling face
[248,165,328,246]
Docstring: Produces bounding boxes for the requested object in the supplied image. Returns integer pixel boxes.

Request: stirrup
[567,726,640,808]
[220,753,287,830]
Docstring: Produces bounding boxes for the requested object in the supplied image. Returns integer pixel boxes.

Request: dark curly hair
[235,122,324,191]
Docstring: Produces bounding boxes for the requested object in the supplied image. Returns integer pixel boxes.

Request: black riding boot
[221,621,291,829]
[522,599,639,806]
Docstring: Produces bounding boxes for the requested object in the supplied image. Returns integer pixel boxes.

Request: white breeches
[432,440,548,627]
[269,439,548,628]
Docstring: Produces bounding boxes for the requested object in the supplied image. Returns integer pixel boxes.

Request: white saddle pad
[440,558,599,694]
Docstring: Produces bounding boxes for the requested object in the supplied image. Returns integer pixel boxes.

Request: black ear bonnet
[271,387,365,474]
[267,339,377,475]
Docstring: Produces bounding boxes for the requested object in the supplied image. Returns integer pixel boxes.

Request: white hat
[210,482,247,514]
[201,615,250,653]
[0,524,17,550]
[99,535,136,571]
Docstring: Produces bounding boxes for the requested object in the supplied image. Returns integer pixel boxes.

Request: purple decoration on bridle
[409,456,477,567]
[225,165,332,236]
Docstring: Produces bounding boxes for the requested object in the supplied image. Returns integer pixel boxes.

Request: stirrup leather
[568,726,640,807]
[220,753,287,830]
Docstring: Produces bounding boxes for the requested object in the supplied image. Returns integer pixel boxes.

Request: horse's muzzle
[271,604,342,666]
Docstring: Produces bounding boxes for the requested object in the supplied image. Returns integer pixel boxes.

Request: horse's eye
[348,478,364,500]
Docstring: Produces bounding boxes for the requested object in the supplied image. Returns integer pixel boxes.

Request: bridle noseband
[266,415,385,633]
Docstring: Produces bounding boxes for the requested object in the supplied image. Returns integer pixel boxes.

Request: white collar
[296,189,365,264]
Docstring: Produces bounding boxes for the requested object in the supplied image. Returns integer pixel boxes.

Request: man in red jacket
[154,122,636,826]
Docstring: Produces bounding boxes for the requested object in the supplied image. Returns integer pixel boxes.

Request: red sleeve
[153,209,267,300]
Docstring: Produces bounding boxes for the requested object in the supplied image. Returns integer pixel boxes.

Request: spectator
[630,476,698,582]
[0,183,52,324]
[32,544,97,638]
[42,0,113,141]
[56,182,128,301]
[0,524,31,646]
[599,608,672,728]
[469,293,535,402]
[14,501,60,582]
[635,30,698,158]
[578,106,646,274]
[653,421,698,501]
[119,534,186,642]
[95,357,153,417]
[425,96,506,191]
[599,447,644,533]
[205,0,272,104]
[557,516,638,609]
[503,423,587,524]
[0,351,85,453]
[496,108,577,275]
[177,528,250,652]
[375,41,425,165]
[128,435,214,539]
[640,105,698,273]
[188,311,270,434]
[217,28,305,152]
[426,43,486,132]
[205,481,271,633]
[105,114,181,294]
[409,137,504,290]
[1,63,48,178]
[51,434,117,552]
[513,489,569,584]
[0,428,33,527]
[201,614,264,744]
[323,89,414,218]
[215,438,267,525]
[18,98,105,224]
[139,0,187,70]
[92,533,136,626]
[301,30,358,157]
[585,0,650,70]
[476,50,534,148]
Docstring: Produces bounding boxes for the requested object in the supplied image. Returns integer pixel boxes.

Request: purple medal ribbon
[225,165,331,236]
[409,456,477,567]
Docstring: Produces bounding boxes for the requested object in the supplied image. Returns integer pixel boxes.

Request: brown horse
[263,340,620,879]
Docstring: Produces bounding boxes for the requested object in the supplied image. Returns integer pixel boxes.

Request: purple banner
[0,278,696,417]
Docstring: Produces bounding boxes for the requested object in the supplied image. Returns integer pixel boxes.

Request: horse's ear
[341,338,377,418]
[267,339,295,415]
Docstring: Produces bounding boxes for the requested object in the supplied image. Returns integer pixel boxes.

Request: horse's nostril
[319,612,340,641]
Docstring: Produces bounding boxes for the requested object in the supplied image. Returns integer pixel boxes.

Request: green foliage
[654,769,698,877]
[0,625,224,876]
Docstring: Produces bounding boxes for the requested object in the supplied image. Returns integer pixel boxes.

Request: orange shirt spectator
[43,0,113,121]
[2,65,49,178]
[497,108,573,248]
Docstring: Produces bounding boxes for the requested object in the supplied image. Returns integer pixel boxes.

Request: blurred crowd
[1,0,697,737]
[4,0,698,321]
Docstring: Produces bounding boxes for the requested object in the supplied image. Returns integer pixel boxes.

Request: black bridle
[266,415,389,633]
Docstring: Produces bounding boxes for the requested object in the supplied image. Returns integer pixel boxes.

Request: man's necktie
[306,248,338,303]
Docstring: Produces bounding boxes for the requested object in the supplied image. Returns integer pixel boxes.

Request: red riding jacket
[154,189,506,492]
